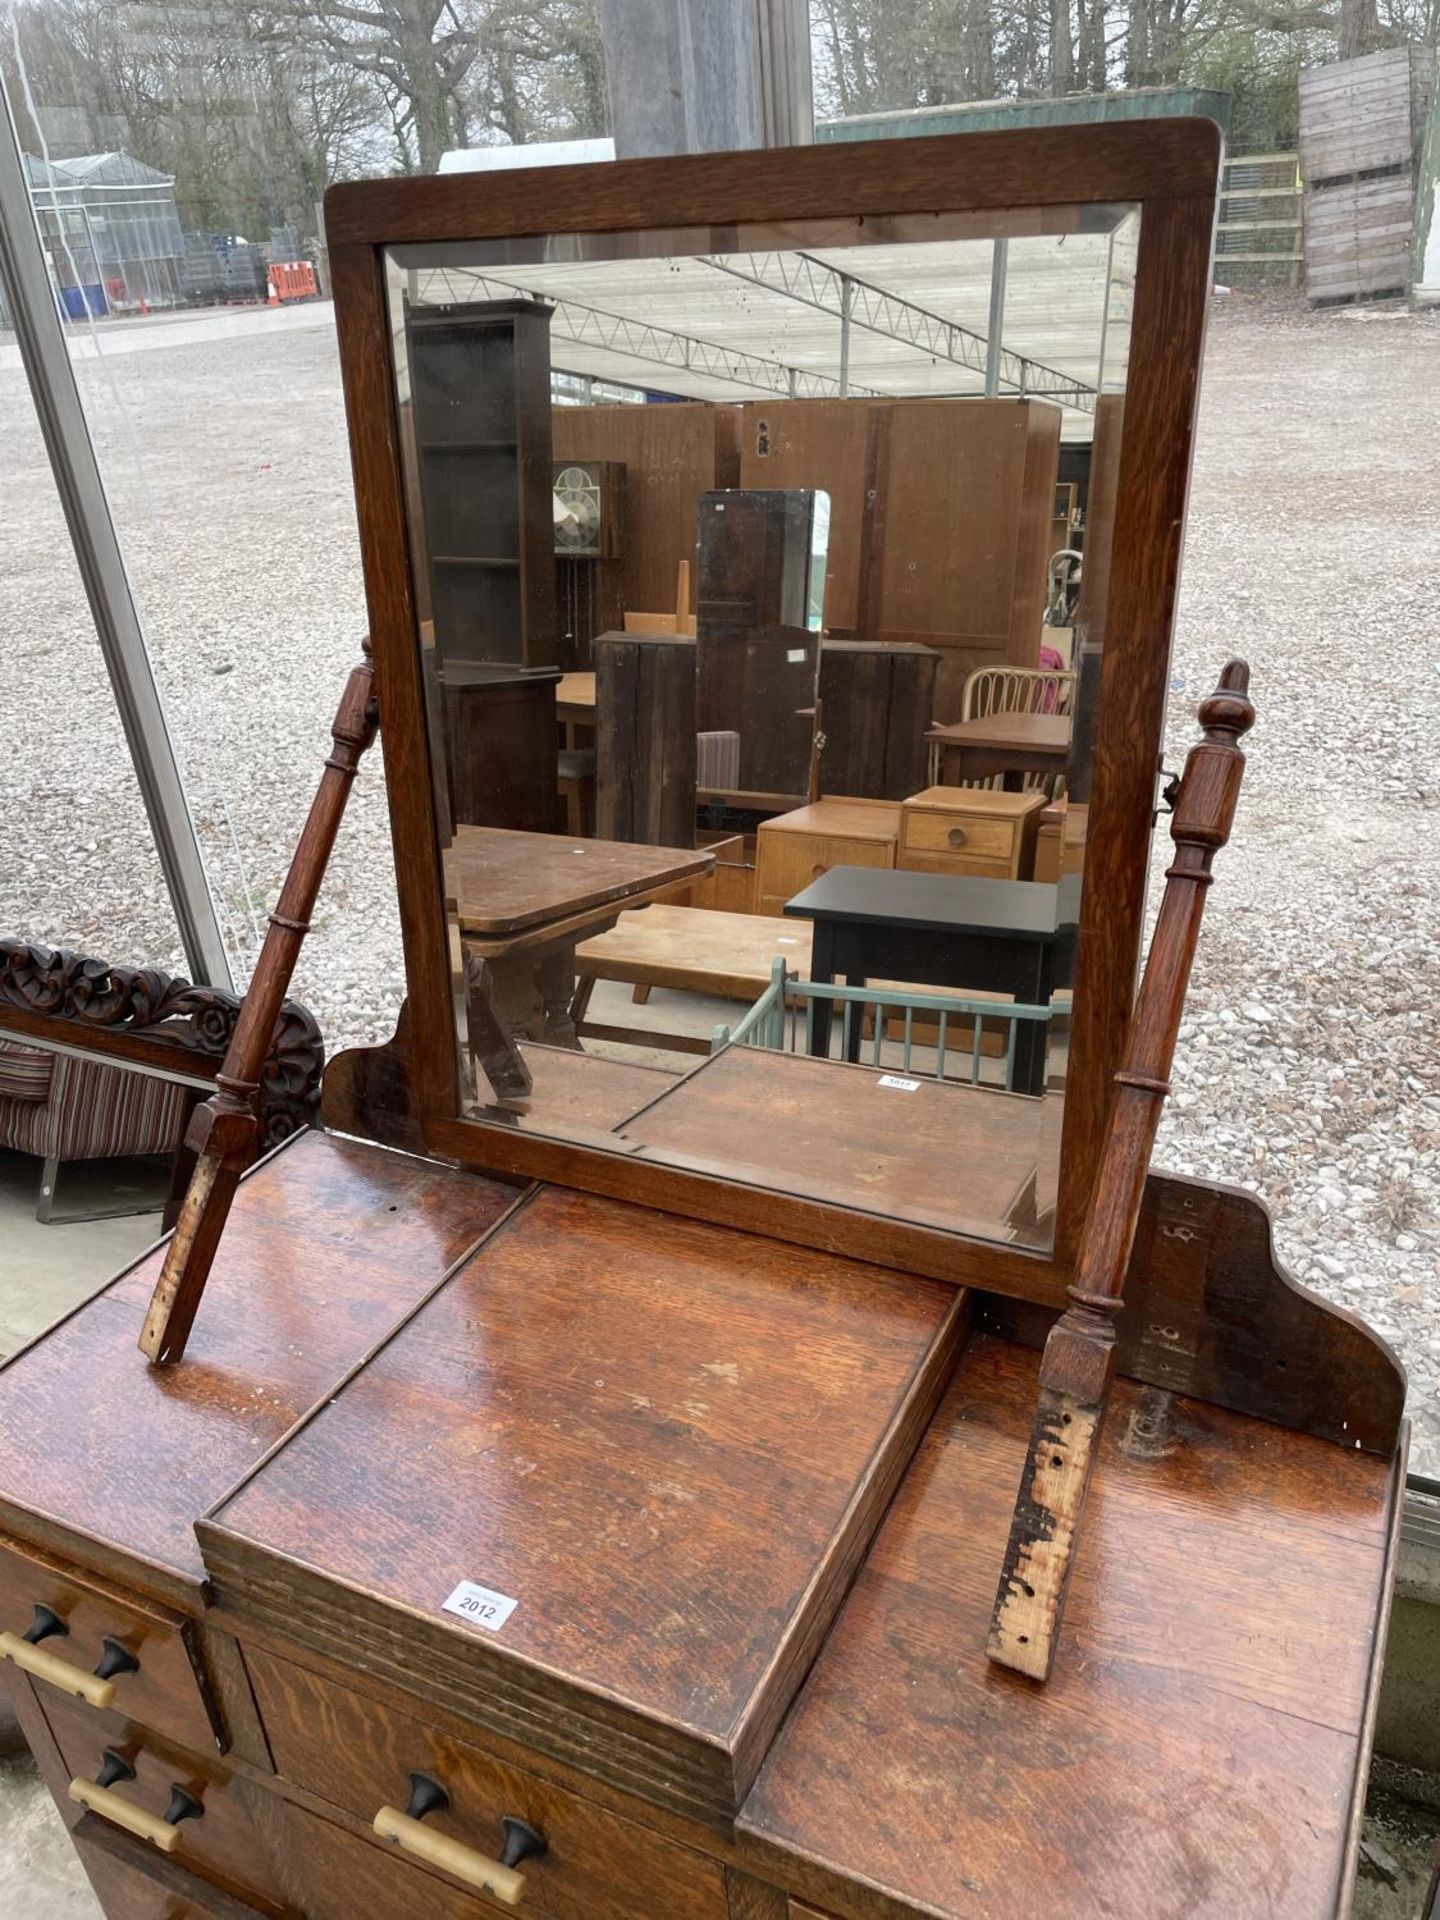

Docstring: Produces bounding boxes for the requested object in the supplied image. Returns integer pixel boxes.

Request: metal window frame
[0,78,232,989]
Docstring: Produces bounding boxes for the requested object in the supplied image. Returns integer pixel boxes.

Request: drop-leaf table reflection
[441,827,713,1096]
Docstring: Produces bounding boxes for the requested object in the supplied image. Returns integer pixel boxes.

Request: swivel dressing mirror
[325,124,1218,1303]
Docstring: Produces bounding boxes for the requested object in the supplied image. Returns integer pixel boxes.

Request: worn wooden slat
[739,1334,1399,1920]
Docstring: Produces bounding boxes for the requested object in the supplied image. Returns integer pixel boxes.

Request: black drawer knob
[163,1785,204,1827]
[95,1749,136,1791]
[23,1603,67,1645]
[500,1816,547,1869]
[94,1639,140,1682]
[404,1770,451,1822]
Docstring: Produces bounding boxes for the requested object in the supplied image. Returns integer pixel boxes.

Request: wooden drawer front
[0,1533,220,1754]
[262,1797,511,1920]
[896,848,1016,881]
[39,1683,279,1910]
[757,830,893,917]
[900,808,1018,864]
[76,1816,275,1919]
[247,1646,730,1920]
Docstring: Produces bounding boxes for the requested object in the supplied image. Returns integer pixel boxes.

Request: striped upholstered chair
[0,1038,189,1222]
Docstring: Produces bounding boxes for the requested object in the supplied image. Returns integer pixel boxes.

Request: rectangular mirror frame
[323,118,1222,1310]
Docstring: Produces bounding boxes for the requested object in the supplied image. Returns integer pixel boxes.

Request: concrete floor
[0,1147,157,1918]
[0,1151,164,1355]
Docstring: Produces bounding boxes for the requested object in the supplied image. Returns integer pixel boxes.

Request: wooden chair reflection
[928,665,1076,789]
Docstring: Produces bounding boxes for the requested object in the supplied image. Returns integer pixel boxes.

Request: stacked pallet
[1299,47,1437,303]
[1215,152,1302,284]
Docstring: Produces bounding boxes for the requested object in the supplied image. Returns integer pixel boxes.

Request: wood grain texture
[575,905,813,1001]
[250,1790,588,1920]
[245,1645,730,1920]
[726,1868,791,1919]
[897,787,1046,882]
[0,1532,221,1754]
[320,1001,428,1152]
[879,399,1058,716]
[739,1333,1399,1920]
[979,1170,1407,1456]
[739,401,873,631]
[554,403,732,619]
[1051,191,1217,1269]
[926,712,1071,754]
[443,825,713,935]
[329,234,462,1135]
[323,122,1222,247]
[736,395,1051,721]
[441,672,562,835]
[594,631,697,847]
[619,1048,1052,1243]
[0,1130,518,1606]
[200,1186,961,1822]
[694,489,819,802]
[1070,393,1124,653]
[39,1683,283,1910]
[988,664,1254,1678]
[817,641,938,803]
[0,940,323,1150]
[1,1662,77,1821]
[755,799,899,920]
[74,1818,277,1920]
[139,648,378,1366]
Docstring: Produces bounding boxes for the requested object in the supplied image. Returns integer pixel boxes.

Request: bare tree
[1050,0,1075,88]
[1337,0,1381,54]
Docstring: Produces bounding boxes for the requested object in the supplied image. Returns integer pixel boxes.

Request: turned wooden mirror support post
[987,659,1255,1681]
[139,644,380,1366]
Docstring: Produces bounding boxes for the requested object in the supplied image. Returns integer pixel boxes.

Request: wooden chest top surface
[0,1130,517,1604]
[740,1332,1399,1919]
[757,797,903,843]
[199,1183,960,1821]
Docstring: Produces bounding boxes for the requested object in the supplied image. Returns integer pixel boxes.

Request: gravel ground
[1,290,1436,1467]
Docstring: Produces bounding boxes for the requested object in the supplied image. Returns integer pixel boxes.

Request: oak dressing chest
[0,121,1406,1920]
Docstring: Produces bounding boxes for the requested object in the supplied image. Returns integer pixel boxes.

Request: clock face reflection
[554,468,601,551]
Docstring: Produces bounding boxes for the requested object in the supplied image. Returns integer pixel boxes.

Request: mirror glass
[384,200,1137,1254]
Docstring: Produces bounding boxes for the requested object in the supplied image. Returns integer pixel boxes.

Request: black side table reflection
[782,868,1082,1096]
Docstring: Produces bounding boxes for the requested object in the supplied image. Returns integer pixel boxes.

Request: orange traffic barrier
[268,261,319,305]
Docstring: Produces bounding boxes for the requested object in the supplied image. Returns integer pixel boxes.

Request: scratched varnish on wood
[199,1186,963,1824]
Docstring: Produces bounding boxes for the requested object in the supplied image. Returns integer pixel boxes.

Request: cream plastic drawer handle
[0,1629,116,1710]
[374,1806,526,1903]
[373,1771,545,1905]
[67,1751,203,1854]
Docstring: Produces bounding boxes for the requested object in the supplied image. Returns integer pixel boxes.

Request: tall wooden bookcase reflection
[403,294,560,833]
[404,296,556,669]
